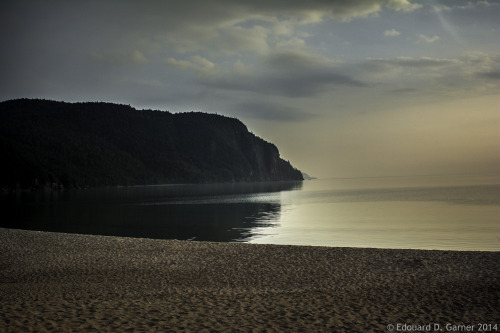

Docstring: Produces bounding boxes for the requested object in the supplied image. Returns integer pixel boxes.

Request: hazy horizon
[1,0,498,179]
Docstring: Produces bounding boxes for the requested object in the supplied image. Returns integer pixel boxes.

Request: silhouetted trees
[0,99,303,189]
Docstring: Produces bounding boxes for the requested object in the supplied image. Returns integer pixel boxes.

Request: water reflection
[1,181,302,242]
[3,176,499,250]
[249,178,500,251]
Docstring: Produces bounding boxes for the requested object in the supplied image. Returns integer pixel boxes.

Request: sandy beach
[1,228,499,332]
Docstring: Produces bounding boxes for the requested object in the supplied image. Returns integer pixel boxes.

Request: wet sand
[1,227,499,332]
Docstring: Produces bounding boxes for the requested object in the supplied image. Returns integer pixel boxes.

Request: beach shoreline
[1,227,499,332]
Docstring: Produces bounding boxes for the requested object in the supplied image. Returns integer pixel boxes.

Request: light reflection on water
[2,174,499,251]
[250,200,499,251]
[247,175,500,251]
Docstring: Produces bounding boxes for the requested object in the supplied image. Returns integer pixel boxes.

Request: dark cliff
[0,99,303,189]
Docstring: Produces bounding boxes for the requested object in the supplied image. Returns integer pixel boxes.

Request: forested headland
[0,99,303,190]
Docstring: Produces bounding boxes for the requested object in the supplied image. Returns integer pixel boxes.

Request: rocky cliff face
[0,99,303,189]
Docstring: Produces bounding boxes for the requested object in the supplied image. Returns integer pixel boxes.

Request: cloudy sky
[1,0,499,178]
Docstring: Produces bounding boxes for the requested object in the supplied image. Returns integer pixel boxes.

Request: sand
[0,228,499,332]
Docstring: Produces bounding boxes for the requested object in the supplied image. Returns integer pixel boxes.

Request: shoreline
[1,228,499,331]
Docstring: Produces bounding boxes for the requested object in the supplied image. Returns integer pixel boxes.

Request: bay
[1,174,499,251]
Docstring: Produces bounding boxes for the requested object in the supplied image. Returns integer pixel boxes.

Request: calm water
[2,174,499,251]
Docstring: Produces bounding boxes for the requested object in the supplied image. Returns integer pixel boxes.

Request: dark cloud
[476,70,500,81]
[204,70,366,97]
[266,51,331,70]
[202,50,367,97]
[340,53,500,99]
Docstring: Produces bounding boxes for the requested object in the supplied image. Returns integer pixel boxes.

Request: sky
[1,0,499,179]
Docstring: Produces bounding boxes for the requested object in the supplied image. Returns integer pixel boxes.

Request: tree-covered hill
[0,99,303,189]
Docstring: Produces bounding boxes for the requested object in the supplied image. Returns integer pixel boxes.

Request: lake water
[2,174,499,251]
